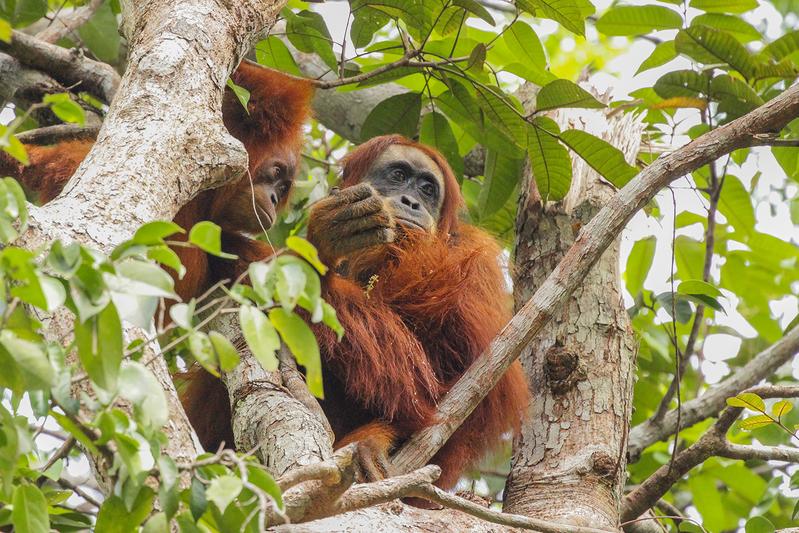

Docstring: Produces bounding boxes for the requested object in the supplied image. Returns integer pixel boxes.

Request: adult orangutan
[0,60,313,301]
[183,134,529,490]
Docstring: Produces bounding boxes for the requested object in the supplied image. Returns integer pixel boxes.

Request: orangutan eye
[420,180,436,198]
[391,168,407,182]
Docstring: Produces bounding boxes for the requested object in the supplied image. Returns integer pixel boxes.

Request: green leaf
[0,330,53,390]
[78,1,121,64]
[269,307,323,398]
[677,279,723,299]
[637,40,677,74]
[454,0,495,25]
[43,93,86,126]
[112,258,176,298]
[527,117,571,201]
[654,69,710,98]
[189,221,236,259]
[762,30,799,62]
[689,0,758,13]
[502,21,546,69]
[675,25,757,78]
[209,331,240,372]
[536,79,604,111]
[710,74,763,113]
[142,513,168,533]
[189,477,207,521]
[718,175,754,236]
[119,361,168,428]
[206,475,242,513]
[360,92,422,142]
[148,245,185,279]
[321,301,344,340]
[158,456,179,520]
[745,516,775,533]
[226,79,250,113]
[419,111,463,177]
[350,6,390,48]
[0,18,11,42]
[520,0,585,35]
[475,86,527,147]
[189,331,219,377]
[479,150,523,217]
[739,414,774,430]
[559,129,638,188]
[284,9,337,70]
[0,0,46,27]
[286,235,327,274]
[726,392,766,412]
[50,412,100,457]
[12,484,49,533]
[625,237,656,296]
[595,5,682,36]
[254,36,302,76]
[771,400,793,419]
[132,220,183,245]
[691,14,760,43]
[655,292,693,323]
[74,303,122,394]
[247,465,283,509]
[240,305,279,371]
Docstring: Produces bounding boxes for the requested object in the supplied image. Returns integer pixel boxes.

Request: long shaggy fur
[315,136,529,489]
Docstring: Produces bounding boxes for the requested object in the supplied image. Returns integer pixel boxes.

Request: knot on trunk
[544,344,584,394]
[590,450,617,481]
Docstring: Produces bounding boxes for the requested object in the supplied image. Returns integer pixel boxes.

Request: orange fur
[184,135,529,488]
[3,62,313,304]
[325,136,529,489]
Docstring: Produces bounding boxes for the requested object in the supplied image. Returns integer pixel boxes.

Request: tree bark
[14,0,288,489]
[503,104,643,528]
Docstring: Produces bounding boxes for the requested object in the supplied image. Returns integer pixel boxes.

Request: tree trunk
[505,106,643,529]
[15,0,287,489]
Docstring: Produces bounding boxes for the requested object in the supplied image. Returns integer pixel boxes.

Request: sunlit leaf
[595,5,682,36]
[189,221,236,259]
[119,361,168,429]
[559,129,638,187]
[739,414,774,430]
[625,237,656,296]
[43,93,86,126]
[536,79,604,111]
[12,484,49,533]
[527,117,571,201]
[270,307,323,398]
[206,475,242,513]
[726,392,766,412]
[637,40,677,74]
[771,400,793,419]
[240,305,279,371]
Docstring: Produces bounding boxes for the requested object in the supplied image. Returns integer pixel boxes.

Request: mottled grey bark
[504,106,643,529]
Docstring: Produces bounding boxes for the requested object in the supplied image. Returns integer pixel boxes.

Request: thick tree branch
[628,326,799,461]
[35,0,105,44]
[392,83,799,475]
[623,385,799,523]
[15,124,101,144]
[15,0,289,490]
[1,30,120,102]
[622,407,741,523]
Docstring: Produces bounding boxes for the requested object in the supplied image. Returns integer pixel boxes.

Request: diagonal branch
[628,327,799,462]
[391,82,799,475]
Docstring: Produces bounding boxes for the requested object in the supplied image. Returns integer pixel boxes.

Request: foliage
[1,0,799,531]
